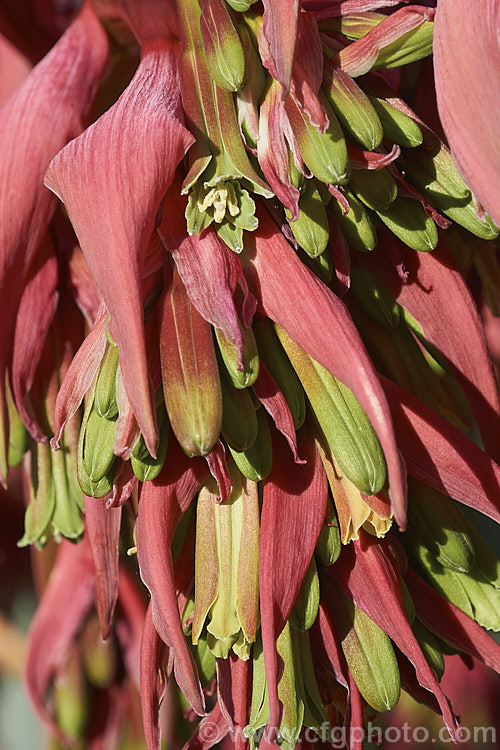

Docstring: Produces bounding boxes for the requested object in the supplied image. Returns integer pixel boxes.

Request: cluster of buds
[1,0,500,748]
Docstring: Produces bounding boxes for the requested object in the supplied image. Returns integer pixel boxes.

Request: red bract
[291,13,328,131]
[259,431,327,736]
[51,311,108,450]
[260,0,301,94]
[244,205,408,527]
[218,655,252,750]
[140,603,169,750]
[434,0,500,227]
[84,494,122,639]
[45,41,194,457]
[26,536,147,746]
[0,0,108,483]
[136,442,209,716]
[12,241,58,442]
[383,376,500,524]
[253,361,303,463]
[365,232,500,461]
[205,440,233,502]
[0,33,30,102]
[257,79,301,219]
[327,532,459,735]
[337,6,434,76]
[160,188,257,368]
[303,0,409,13]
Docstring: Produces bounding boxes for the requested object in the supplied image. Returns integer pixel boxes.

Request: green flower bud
[329,186,377,252]
[277,327,387,495]
[298,243,334,284]
[226,0,256,10]
[81,407,117,483]
[288,179,329,258]
[290,557,320,632]
[77,389,117,499]
[6,382,27,467]
[412,619,445,682]
[81,616,117,688]
[350,266,400,330]
[248,625,328,749]
[130,406,169,482]
[376,196,438,252]
[407,481,475,574]
[18,441,56,548]
[254,321,306,430]
[340,596,401,712]
[323,66,383,151]
[215,317,259,389]
[285,91,350,185]
[349,167,397,212]
[315,497,341,567]
[199,0,246,92]
[228,407,272,481]
[161,270,222,457]
[53,647,88,740]
[368,96,423,148]
[373,19,434,69]
[400,579,416,625]
[405,145,499,240]
[220,366,258,451]
[51,438,84,540]
[94,342,119,420]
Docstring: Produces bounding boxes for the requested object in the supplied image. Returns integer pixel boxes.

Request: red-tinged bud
[160,267,222,457]
[199,0,246,92]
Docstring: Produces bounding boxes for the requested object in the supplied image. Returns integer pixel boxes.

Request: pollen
[198,180,240,223]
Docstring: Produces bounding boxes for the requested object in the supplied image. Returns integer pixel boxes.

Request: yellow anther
[197,181,241,223]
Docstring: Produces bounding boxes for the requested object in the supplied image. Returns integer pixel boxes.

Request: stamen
[197,180,241,223]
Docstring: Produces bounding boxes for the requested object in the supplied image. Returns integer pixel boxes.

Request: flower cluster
[1,0,500,748]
